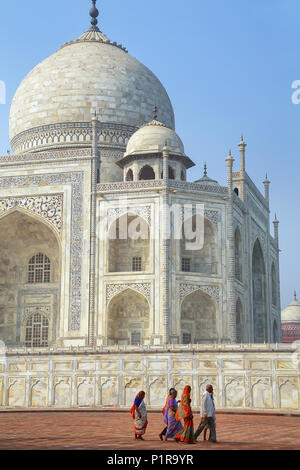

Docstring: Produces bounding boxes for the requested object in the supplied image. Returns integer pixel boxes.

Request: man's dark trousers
[194,417,216,442]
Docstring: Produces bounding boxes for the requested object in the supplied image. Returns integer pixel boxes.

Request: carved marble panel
[101,377,118,407]
[149,376,167,406]
[225,376,245,408]
[31,379,48,407]
[106,283,152,305]
[0,194,63,233]
[77,378,94,407]
[179,283,220,305]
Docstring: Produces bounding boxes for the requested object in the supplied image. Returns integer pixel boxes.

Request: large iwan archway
[0,210,60,347]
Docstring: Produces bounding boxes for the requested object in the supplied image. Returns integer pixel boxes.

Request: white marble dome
[9,29,175,152]
[125,120,185,157]
[281,293,300,322]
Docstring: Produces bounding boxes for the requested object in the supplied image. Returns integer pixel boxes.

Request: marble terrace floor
[0,411,299,450]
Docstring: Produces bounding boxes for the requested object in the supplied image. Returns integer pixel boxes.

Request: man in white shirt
[194,384,217,443]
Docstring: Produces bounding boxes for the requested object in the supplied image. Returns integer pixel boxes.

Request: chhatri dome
[116,107,195,179]
[124,109,185,158]
[281,292,300,322]
[9,1,175,155]
[281,292,300,343]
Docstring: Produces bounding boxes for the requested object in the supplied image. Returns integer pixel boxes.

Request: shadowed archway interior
[107,289,150,345]
[0,210,60,346]
[252,239,267,343]
[181,289,218,344]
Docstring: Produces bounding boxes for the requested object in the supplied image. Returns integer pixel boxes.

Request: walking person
[174,385,195,444]
[164,389,183,441]
[159,387,177,441]
[130,390,148,440]
[194,384,217,443]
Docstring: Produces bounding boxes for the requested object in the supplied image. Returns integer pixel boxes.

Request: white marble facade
[0,3,292,410]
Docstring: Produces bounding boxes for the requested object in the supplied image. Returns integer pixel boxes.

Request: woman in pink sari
[130,391,148,440]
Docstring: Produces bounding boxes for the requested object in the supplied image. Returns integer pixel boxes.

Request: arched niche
[252,239,267,343]
[125,168,133,181]
[107,288,150,345]
[0,210,60,346]
[138,165,155,181]
[236,298,243,343]
[108,213,150,273]
[168,166,175,180]
[273,319,279,343]
[181,289,218,344]
[235,227,243,282]
[271,262,277,307]
[180,216,218,275]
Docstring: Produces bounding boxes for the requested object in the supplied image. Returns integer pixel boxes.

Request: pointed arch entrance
[252,239,267,343]
[181,289,218,343]
[107,288,150,345]
[0,210,60,346]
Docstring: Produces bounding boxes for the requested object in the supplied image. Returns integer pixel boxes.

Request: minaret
[238,135,247,201]
[225,149,236,343]
[88,111,100,345]
[162,139,169,181]
[226,149,234,192]
[263,173,271,205]
[273,213,279,245]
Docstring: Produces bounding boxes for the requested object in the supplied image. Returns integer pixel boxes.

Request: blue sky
[0,0,299,309]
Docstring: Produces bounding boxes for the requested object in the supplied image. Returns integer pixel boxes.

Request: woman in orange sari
[130,391,148,440]
[175,385,195,444]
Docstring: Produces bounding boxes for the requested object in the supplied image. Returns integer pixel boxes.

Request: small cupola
[116,107,195,182]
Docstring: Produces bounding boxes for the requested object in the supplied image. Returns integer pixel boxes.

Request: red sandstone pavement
[0,411,299,450]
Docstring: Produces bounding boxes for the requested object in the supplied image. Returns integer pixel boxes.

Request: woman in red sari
[130,391,148,440]
[175,385,195,444]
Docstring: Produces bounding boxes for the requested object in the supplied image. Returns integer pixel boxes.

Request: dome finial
[90,0,100,30]
[204,162,207,176]
[153,105,158,121]
[294,290,298,301]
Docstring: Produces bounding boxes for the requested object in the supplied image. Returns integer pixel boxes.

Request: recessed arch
[108,213,150,273]
[180,215,218,274]
[125,168,133,181]
[252,238,267,343]
[0,210,60,347]
[273,319,279,342]
[107,288,150,345]
[180,289,218,343]
[236,298,243,343]
[235,227,242,282]
[168,166,175,180]
[0,206,61,243]
[138,165,155,181]
[271,262,277,307]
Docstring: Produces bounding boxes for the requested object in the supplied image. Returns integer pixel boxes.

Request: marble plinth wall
[0,346,299,411]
